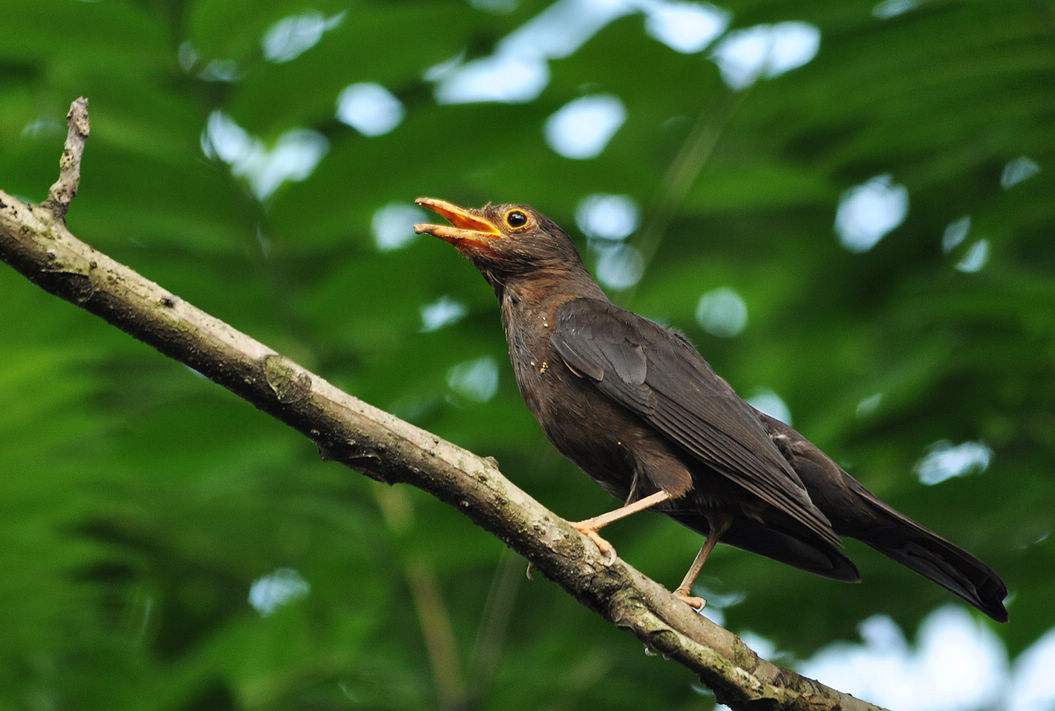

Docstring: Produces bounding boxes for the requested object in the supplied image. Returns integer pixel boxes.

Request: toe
[573,526,618,565]
[596,538,617,565]
[674,590,707,611]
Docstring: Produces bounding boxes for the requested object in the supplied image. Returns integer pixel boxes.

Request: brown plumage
[413,197,1008,622]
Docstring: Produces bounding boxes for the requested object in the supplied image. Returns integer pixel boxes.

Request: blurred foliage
[1,0,1053,709]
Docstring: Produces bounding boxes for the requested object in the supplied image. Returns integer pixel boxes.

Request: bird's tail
[756,412,1008,622]
[844,477,1009,622]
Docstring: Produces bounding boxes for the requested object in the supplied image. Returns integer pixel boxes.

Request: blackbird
[414,197,1008,622]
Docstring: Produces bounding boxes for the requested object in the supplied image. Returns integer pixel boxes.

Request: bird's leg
[674,516,731,610]
[571,490,671,564]
[623,470,640,507]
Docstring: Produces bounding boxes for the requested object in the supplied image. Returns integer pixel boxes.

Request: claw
[573,524,617,565]
[674,588,707,611]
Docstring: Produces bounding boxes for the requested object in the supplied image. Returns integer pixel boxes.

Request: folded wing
[551,297,842,550]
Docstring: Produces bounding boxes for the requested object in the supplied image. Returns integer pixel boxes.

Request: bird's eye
[505,210,528,228]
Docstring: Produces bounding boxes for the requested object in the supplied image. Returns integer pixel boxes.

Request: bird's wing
[551,297,840,548]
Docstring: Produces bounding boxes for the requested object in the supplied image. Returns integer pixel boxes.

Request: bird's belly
[520,359,725,509]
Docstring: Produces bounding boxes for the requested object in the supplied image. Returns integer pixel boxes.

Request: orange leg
[571,490,671,564]
[673,517,731,610]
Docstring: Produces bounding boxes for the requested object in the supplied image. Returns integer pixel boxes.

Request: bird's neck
[496,268,606,419]
[488,265,607,307]
[497,267,607,366]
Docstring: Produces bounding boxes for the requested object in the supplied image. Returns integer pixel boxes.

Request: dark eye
[505,210,528,228]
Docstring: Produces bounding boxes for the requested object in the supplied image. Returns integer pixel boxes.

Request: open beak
[414,197,502,246]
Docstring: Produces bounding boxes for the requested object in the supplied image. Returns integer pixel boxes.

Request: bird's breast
[498,288,645,493]
[499,292,561,418]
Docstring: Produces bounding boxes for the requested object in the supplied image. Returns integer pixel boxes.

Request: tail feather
[846,477,1009,623]
[756,412,1009,623]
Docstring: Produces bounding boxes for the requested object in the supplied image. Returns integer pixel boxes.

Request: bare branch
[43,96,90,219]
[0,98,887,711]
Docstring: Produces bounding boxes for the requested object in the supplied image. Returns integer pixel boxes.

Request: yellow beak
[413,197,502,245]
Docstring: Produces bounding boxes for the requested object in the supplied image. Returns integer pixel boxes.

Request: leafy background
[1,0,1053,709]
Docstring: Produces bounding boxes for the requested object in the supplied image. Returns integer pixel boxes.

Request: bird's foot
[673,587,706,611]
[572,523,617,565]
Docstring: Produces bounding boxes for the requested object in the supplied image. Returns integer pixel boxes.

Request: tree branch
[0,98,886,711]
[42,96,90,219]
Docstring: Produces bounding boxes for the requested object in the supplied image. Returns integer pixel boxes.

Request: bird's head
[413,197,586,283]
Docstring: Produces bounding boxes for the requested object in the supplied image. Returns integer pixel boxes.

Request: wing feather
[551,297,840,548]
